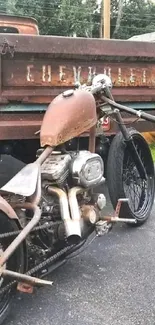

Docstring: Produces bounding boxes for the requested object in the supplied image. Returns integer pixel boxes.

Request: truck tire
[107,128,155,225]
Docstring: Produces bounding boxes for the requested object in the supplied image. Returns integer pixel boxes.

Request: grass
[149,144,155,162]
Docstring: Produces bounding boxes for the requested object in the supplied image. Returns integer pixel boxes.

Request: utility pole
[102,0,111,39]
[100,0,103,38]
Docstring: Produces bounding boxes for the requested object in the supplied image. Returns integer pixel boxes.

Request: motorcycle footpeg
[95,220,112,237]
[114,198,137,224]
[102,198,137,224]
[104,216,137,224]
[114,198,129,218]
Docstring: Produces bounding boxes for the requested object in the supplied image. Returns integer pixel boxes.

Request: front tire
[107,128,155,225]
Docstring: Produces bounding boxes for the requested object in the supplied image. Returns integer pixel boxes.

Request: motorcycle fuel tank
[40,89,97,147]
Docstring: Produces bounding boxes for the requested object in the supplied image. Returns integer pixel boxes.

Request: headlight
[70,151,104,187]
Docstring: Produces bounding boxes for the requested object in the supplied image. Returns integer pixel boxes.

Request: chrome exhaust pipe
[47,187,82,243]
[68,187,84,242]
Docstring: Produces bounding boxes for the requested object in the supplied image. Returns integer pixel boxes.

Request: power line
[0,1,155,22]
[4,3,155,23]
[0,1,153,17]
[13,6,100,17]
[10,14,153,31]
[0,9,152,31]
[0,1,154,34]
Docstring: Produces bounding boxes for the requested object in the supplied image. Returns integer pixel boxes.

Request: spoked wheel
[0,212,25,324]
[107,128,155,225]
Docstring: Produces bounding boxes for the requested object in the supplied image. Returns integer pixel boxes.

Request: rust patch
[2,58,155,103]
[81,204,98,224]
[17,282,34,293]
[40,89,97,147]
[1,34,155,58]
[89,125,96,153]
[3,60,155,88]
[0,113,42,140]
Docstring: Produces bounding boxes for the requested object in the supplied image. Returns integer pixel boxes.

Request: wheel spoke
[123,140,150,216]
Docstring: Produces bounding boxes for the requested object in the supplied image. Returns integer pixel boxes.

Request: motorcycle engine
[41,152,71,186]
[40,150,104,188]
[34,150,104,250]
[70,151,104,187]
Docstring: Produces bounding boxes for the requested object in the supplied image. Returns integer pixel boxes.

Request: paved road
[4,191,155,325]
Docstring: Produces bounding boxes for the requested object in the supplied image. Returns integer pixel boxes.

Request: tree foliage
[15,0,98,37]
[1,0,155,39]
[111,0,155,39]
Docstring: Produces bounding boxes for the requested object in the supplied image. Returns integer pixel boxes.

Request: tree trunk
[112,0,124,38]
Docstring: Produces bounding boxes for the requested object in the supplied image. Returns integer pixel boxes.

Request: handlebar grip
[141,111,155,123]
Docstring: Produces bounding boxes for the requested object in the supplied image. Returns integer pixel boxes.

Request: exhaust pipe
[68,187,84,243]
[47,186,82,243]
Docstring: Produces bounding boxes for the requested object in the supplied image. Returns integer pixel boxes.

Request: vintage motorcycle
[0,74,154,323]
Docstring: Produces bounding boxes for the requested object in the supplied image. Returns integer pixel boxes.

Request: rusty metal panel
[0,34,155,58]
[1,56,155,103]
[0,35,155,103]
[0,113,42,140]
[3,59,155,88]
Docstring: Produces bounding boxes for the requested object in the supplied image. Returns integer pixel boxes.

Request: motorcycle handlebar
[139,111,155,123]
[81,83,103,94]
[101,95,155,123]
[82,83,155,123]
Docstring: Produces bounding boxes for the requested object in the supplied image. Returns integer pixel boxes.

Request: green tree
[1,0,155,40]
[15,0,98,37]
[111,0,155,39]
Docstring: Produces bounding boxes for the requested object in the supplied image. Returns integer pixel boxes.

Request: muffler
[48,186,83,243]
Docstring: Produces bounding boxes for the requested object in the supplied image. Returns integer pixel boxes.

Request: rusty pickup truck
[0,13,155,162]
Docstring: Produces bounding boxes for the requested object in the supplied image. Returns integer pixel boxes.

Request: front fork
[114,109,147,180]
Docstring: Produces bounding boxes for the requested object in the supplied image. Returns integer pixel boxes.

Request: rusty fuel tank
[40,89,97,147]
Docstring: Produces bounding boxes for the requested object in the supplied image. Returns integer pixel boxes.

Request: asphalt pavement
[4,190,155,325]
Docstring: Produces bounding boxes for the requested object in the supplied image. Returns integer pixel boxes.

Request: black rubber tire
[107,128,155,225]
[0,213,25,324]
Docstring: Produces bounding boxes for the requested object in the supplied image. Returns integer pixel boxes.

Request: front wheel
[107,128,155,225]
